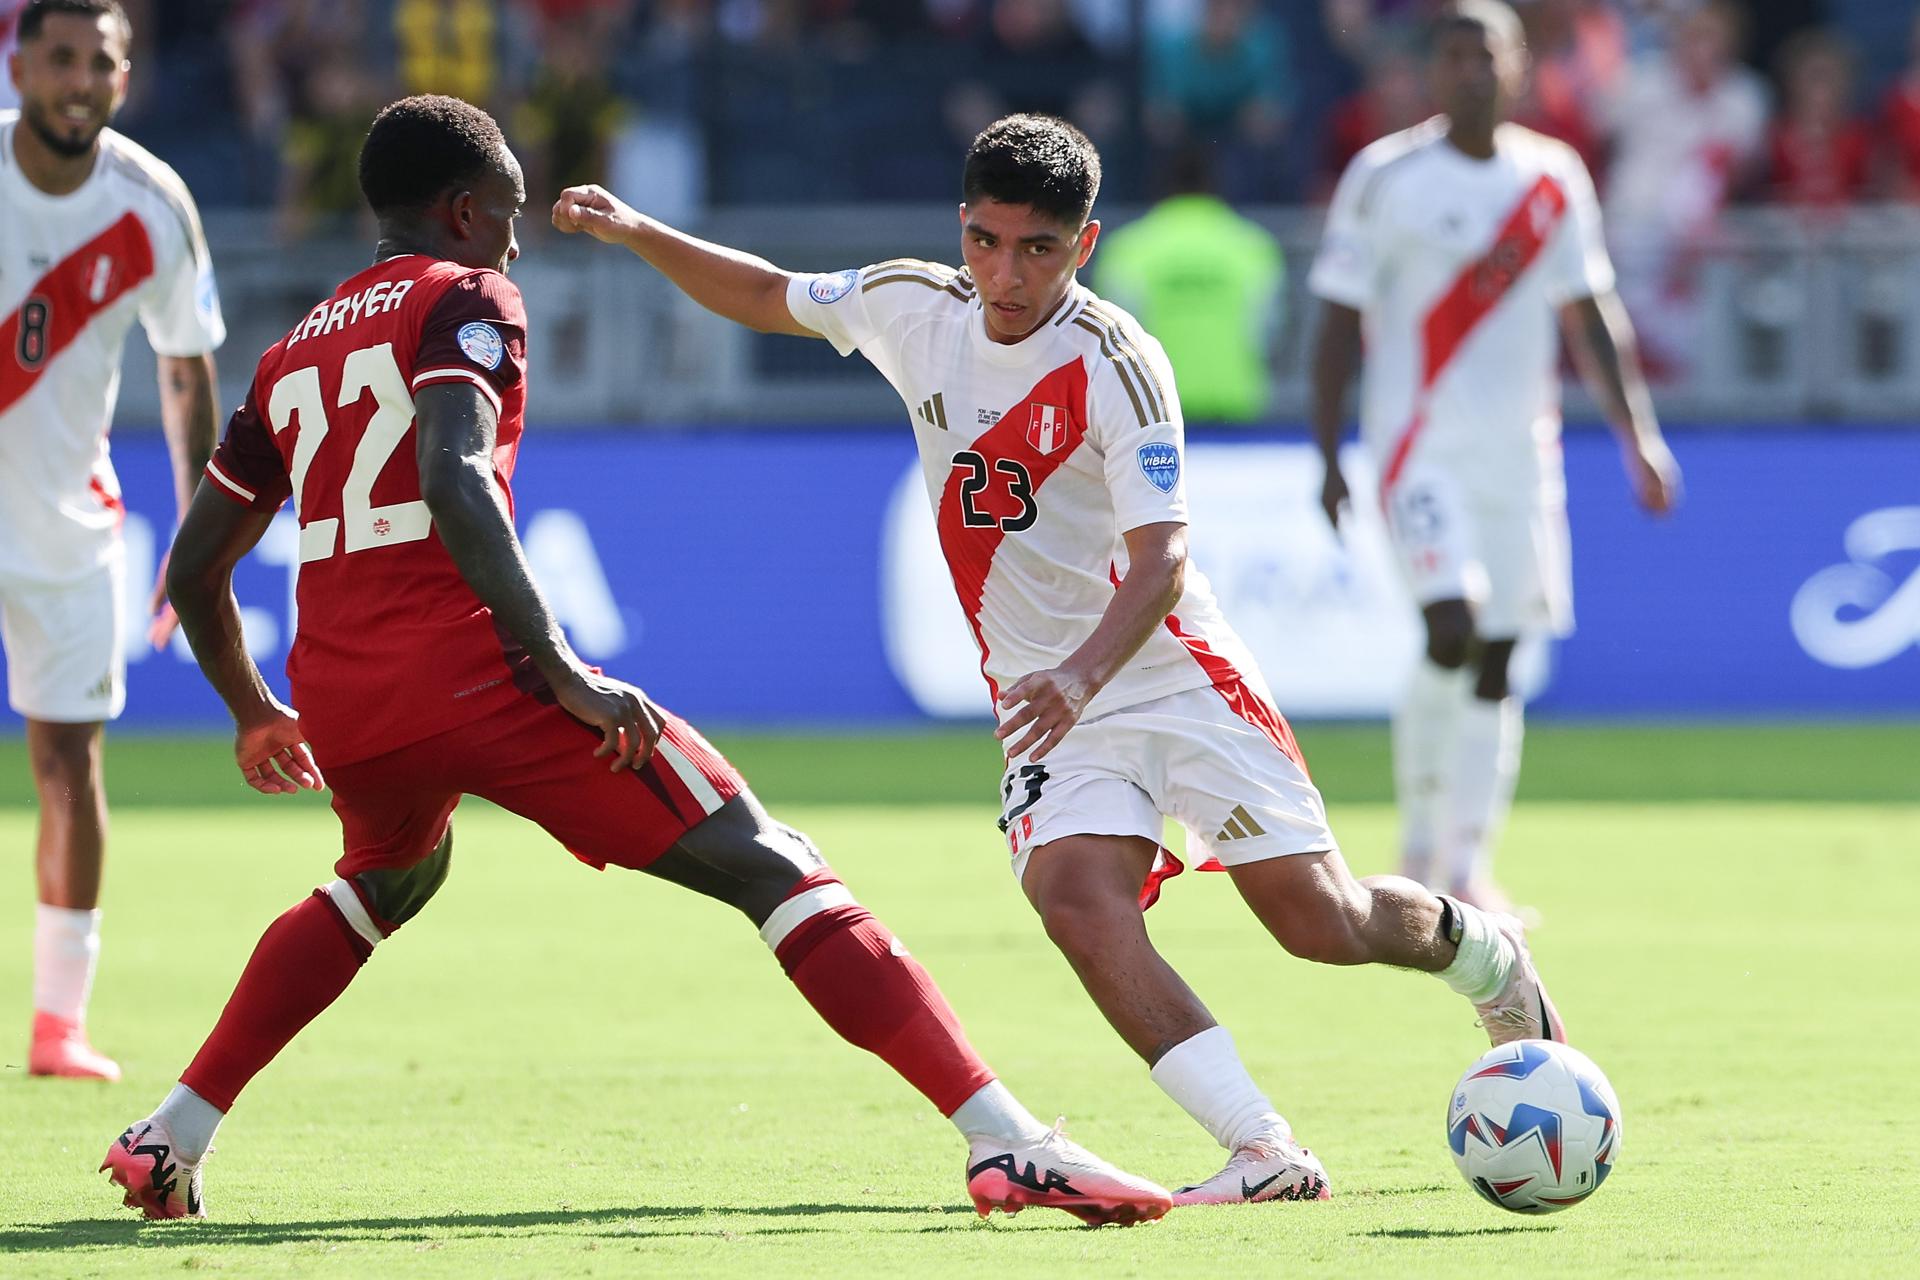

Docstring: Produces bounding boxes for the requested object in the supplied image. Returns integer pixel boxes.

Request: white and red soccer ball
[1447,1040,1622,1214]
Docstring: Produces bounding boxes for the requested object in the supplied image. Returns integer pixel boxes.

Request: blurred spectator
[276,42,383,240]
[514,16,629,214]
[229,1,373,142]
[1512,0,1626,177]
[1322,0,1443,68]
[1879,10,1920,201]
[944,0,1122,153]
[1094,146,1283,423]
[0,0,27,111]
[1146,0,1294,200]
[1602,0,1768,375]
[1317,37,1426,198]
[394,0,498,106]
[1767,29,1871,211]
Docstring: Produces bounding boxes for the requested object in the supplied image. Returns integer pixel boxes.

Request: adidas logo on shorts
[1214,805,1267,843]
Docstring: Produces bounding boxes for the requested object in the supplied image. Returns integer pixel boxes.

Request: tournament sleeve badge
[456,321,505,370]
[808,270,859,305]
[1138,442,1180,494]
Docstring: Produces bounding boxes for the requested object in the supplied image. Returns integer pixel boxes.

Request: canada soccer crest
[1027,403,1069,455]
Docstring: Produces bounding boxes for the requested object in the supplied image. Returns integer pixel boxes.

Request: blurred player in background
[101,94,1168,1228]
[2,0,223,1080]
[556,111,1566,1207]
[1310,0,1679,912]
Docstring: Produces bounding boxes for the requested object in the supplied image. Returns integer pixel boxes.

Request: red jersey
[205,254,531,766]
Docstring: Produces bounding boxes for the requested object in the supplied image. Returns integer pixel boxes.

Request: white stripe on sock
[323,880,384,950]
[758,883,856,951]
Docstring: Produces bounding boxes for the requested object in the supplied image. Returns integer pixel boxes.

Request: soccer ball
[1446,1039,1622,1214]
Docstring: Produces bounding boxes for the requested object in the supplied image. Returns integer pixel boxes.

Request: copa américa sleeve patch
[456,321,506,370]
[808,269,859,304]
[1138,442,1180,493]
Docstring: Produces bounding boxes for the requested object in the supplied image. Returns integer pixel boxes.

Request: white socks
[1445,695,1524,890]
[950,1080,1051,1145]
[1392,660,1465,882]
[1394,659,1526,890]
[154,1084,224,1163]
[33,903,101,1023]
[1150,1026,1287,1153]
[1437,898,1518,1004]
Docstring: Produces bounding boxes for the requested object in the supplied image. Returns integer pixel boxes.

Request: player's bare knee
[651,794,826,926]
[26,725,99,790]
[1036,884,1139,964]
[1422,600,1476,670]
[354,830,453,930]
[1475,639,1516,701]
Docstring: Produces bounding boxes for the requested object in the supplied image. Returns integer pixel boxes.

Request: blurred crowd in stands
[3,0,1920,229]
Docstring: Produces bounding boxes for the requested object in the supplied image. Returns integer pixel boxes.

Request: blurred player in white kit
[2,0,224,1077]
[1310,0,1679,912]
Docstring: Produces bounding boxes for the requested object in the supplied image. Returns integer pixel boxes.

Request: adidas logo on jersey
[1215,805,1267,843]
[917,392,948,431]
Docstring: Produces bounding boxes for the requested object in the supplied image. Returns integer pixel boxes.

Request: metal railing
[110,205,1920,428]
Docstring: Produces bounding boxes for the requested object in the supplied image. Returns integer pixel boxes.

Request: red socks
[180,890,371,1112]
[771,871,995,1117]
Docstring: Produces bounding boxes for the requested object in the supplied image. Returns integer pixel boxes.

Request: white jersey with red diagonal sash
[787,262,1266,726]
[0,112,226,586]
[1308,119,1613,506]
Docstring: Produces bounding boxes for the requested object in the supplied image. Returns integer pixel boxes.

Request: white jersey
[0,113,226,586]
[788,261,1264,723]
[1309,119,1613,505]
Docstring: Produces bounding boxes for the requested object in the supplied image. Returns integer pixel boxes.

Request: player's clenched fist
[551,665,664,772]
[551,185,640,243]
[996,666,1098,763]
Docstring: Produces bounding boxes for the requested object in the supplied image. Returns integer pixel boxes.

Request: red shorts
[324,694,745,879]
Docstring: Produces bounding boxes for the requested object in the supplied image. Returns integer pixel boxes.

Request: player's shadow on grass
[1363,1225,1556,1239]
[4,1203,998,1251]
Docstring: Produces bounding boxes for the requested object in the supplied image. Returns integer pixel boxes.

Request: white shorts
[1000,683,1339,901]
[0,555,127,723]
[1384,464,1573,638]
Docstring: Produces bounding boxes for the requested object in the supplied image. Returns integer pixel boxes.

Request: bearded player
[100,95,1169,1227]
[553,112,1565,1205]
[1310,1,1679,911]
[3,0,224,1080]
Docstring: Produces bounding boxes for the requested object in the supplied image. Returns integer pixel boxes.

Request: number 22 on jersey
[266,342,430,564]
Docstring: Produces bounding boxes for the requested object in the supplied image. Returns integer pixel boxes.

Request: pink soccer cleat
[1475,914,1567,1047]
[101,1118,206,1220]
[28,1012,120,1081]
[966,1119,1171,1227]
[1172,1129,1332,1206]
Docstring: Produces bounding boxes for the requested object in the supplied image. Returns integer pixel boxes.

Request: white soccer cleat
[966,1119,1172,1227]
[101,1117,207,1220]
[1172,1129,1332,1206]
[1475,913,1567,1047]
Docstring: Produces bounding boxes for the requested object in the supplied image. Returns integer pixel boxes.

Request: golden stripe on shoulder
[1074,301,1169,425]
[862,259,975,301]
[97,128,209,256]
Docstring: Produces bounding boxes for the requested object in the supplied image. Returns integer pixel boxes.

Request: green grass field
[3,723,1917,1277]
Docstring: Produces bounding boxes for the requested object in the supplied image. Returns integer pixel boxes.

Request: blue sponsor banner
[0,425,1914,730]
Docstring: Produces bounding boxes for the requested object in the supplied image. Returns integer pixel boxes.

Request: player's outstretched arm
[1310,301,1363,529]
[550,184,821,339]
[414,382,664,772]
[1560,292,1681,515]
[168,484,324,795]
[997,522,1188,762]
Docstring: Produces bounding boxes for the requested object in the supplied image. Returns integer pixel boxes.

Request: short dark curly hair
[962,114,1102,228]
[18,0,132,45]
[358,95,509,218]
